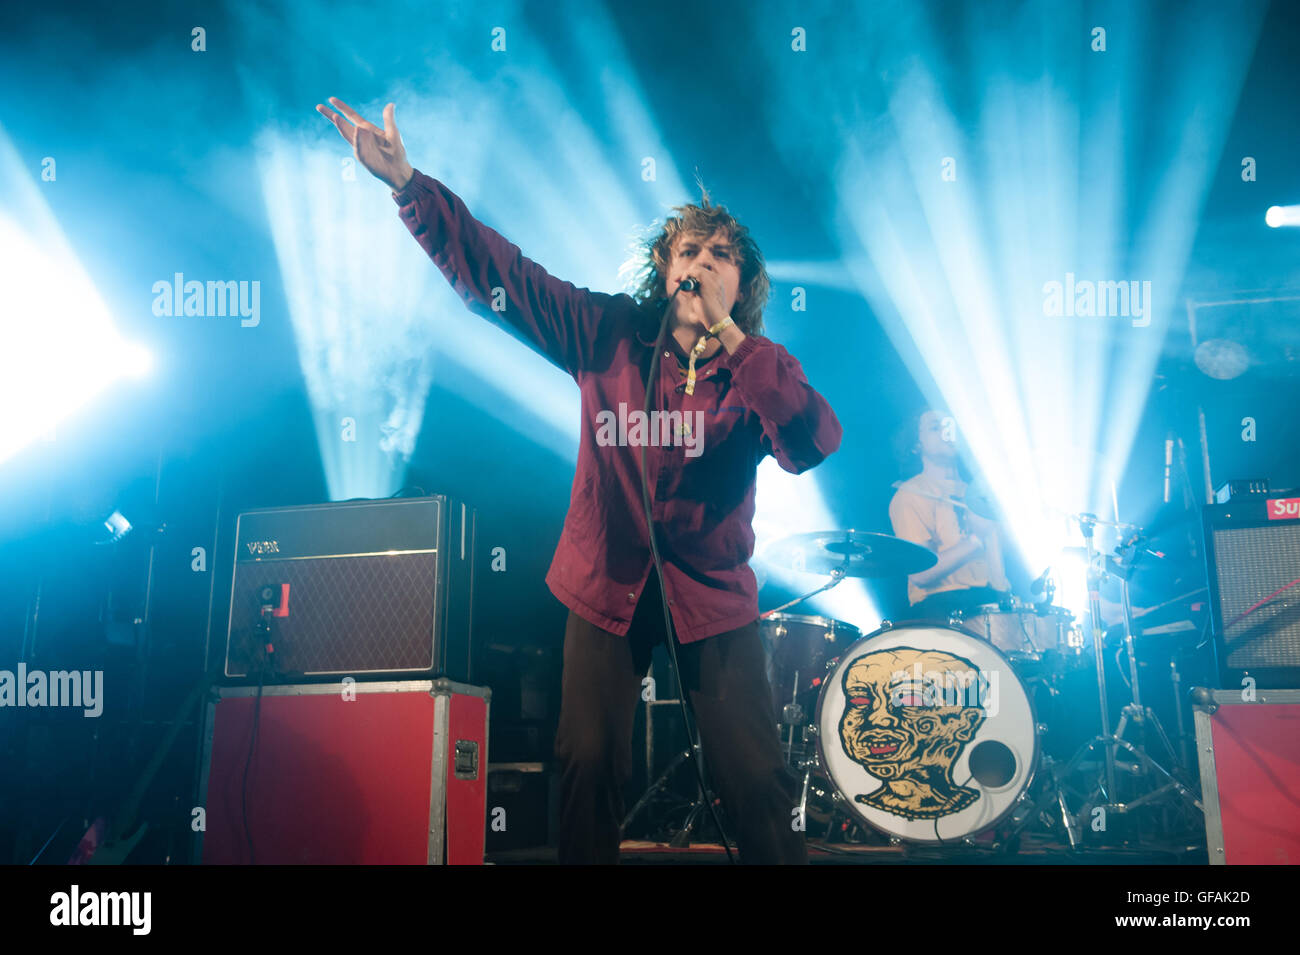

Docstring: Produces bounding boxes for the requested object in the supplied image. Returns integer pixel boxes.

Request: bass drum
[816,623,1039,844]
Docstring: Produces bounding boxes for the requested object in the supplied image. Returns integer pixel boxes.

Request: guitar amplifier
[1202,494,1300,689]
[221,496,475,682]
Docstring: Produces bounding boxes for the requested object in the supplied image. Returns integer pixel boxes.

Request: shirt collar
[916,470,967,497]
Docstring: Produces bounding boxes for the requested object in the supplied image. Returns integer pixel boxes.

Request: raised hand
[680,266,731,330]
[316,97,414,191]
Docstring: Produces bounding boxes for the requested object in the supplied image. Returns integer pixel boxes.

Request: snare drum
[816,622,1039,843]
[955,603,1074,660]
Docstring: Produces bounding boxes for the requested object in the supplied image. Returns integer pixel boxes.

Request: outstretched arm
[317,97,626,377]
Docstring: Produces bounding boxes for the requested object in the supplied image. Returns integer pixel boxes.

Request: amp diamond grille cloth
[229,552,438,675]
[1213,525,1300,668]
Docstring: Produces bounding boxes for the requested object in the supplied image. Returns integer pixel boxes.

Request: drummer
[888,409,1012,620]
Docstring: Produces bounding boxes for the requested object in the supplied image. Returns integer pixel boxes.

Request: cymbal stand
[1058,518,1202,841]
[760,566,847,619]
[1114,541,1183,772]
[621,665,719,846]
[1081,514,1118,799]
[621,740,720,848]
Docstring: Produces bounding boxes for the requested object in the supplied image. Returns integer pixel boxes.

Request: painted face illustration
[837,647,987,820]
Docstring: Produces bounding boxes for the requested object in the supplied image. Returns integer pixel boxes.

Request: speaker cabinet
[1203,496,1300,688]
[219,496,475,683]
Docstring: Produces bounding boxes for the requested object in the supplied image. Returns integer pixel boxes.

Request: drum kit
[758,522,1203,853]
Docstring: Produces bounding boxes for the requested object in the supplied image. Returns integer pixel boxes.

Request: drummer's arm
[963,510,1011,590]
[911,537,985,587]
[889,493,984,587]
[980,527,1011,591]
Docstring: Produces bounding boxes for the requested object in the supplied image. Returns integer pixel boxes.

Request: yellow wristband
[685,319,735,395]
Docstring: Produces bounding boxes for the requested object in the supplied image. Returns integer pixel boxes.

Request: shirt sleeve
[392,170,632,378]
[723,336,842,473]
[889,490,937,551]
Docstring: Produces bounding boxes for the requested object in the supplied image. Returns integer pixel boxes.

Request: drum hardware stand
[1115,584,1204,772]
[1079,513,1119,800]
[782,670,805,758]
[1056,734,1201,829]
[667,787,713,849]
[782,682,828,842]
[796,750,814,836]
[792,721,836,834]
[761,566,847,619]
[1002,753,1085,849]
[1109,537,1200,802]
[819,790,864,845]
[620,739,721,848]
[1117,585,1205,772]
[622,657,723,848]
[789,724,874,847]
[1114,536,1187,773]
[1060,515,1202,840]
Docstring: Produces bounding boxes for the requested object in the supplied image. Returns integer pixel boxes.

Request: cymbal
[763,530,938,578]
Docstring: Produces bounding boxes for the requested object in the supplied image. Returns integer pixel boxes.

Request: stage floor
[488,835,1208,865]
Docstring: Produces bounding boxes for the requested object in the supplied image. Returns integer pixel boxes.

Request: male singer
[318,98,842,863]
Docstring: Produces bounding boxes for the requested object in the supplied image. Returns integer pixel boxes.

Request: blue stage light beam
[0,132,152,466]
[241,1,696,501]
[751,0,1266,626]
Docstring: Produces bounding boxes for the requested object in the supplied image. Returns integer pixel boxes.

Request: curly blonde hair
[624,187,769,336]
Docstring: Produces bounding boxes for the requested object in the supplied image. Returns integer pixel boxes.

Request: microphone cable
[637,283,736,863]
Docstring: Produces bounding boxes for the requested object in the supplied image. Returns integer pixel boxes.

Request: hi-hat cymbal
[763,530,937,578]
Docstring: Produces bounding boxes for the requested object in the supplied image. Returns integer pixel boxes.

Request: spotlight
[1265,204,1300,228]
[1194,338,1250,380]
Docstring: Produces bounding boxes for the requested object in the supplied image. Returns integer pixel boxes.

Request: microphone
[1030,566,1052,595]
[679,276,699,292]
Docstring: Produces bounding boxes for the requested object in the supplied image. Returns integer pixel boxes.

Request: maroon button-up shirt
[393,170,842,642]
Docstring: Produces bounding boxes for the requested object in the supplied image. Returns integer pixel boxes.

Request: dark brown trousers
[553,570,808,864]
